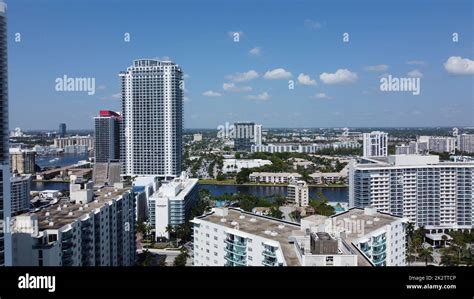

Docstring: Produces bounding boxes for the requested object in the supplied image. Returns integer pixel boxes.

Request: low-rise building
[287,178,309,207]
[249,172,302,184]
[222,158,272,174]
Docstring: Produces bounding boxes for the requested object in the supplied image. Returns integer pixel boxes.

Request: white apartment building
[249,172,302,184]
[428,136,456,154]
[349,155,474,232]
[54,135,94,151]
[191,207,405,266]
[395,141,418,155]
[120,59,183,177]
[458,134,474,153]
[287,178,309,207]
[251,141,360,154]
[222,158,271,174]
[363,131,388,158]
[148,172,198,239]
[10,175,31,215]
[11,184,136,266]
[193,134,203,142]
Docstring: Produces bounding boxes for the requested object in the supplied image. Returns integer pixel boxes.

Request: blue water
[36,153,90,169]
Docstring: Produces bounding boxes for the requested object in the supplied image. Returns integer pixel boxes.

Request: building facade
[94,110,120,163]
[10,148,36,174]
[363,131,388,158]
[10,175,31,215]
[120,59,183,177]
[458,134,474,154]
[287,178,309,207]
[11,185,136,266]
[234,122,256,151]
[349,155,474,231]
[54,135,94,151]
[0,0,10,266]
[59,123,67,137]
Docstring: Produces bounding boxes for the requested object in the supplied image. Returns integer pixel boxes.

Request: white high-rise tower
[363,131,388,158]
[120,59,183,178]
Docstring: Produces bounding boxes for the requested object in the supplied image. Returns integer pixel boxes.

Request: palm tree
[418,247,434,266]
[165,224,175,245]
[406,222,415,242]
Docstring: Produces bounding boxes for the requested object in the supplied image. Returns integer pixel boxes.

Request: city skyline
[6,0,474,130]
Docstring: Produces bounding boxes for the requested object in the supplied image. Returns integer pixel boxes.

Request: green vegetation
[173,248,190,267]
[309,192,335,216]
[440,230,474,266]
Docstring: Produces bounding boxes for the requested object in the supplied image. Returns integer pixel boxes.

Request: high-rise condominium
[94,110,120,163]
[59,123,67,137]
[234,122,262,151]
[120,59,183,177]
[363,131,388,158]
[349,155,474,232]
[0,0,10,266]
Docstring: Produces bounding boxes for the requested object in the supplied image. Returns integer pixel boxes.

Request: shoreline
[198,180,348,188]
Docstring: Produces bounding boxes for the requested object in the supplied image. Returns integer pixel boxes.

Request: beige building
[287,178,309,207]
[10,148,36,174]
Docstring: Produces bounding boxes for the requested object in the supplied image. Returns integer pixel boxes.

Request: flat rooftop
[24,185,131,231]
[197,208,302,266]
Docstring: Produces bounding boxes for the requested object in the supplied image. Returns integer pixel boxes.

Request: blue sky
[7,0,474,129]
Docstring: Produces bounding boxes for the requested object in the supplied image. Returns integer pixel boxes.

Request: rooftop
[196,208,302,266]
[22,185,131,231]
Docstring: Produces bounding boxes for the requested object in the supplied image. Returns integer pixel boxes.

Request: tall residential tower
[120,59,183,178]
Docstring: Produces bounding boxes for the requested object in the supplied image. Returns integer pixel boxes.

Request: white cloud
[297,73,317,86]
[406,60,426,65]
[320,69,358,84]
[264,68,292,80]
[247,92,270,101]
[202,90,222,97]
[249,47,261,56]
[97,85,107,91]
[304,19,322,30]
[443,56,474,75]
[222,82,252,92]
[364,64,388,72]
[183,96,190,102]
[407,69,423,78]
[111,93,121,99]
[226,70,259,82]
[312,93,330,99]
[183,73,190,79]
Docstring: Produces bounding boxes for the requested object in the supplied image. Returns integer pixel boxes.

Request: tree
[173,249,189,266]
[418,247,434,266]
[269,207,283,219]
[165,224,175,244]
[157,255,167,267]
[236,168,252,184]
[309,192,335,216]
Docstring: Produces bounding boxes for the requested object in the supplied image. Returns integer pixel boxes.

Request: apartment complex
[249,172,302,184]
[395,141,418,155]
[94,110,120,163]
[363,131,388,158]
[10,148,36,174]
[252,141,360,154]
[287,178,309,207]
[11,184,136,266]
[10,175,31,215]
[148,172,198,239]
[54,135,94,151]
[349,155,474,232]
[191,207,406,266]
[120,59,183,177]
[458,134,474,153]
[0,0,10,266]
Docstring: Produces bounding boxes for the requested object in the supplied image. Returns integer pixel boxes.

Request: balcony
[225,238,246,248]
[225,245,246,256]
[262,250,277,258]
[224,254,246,266]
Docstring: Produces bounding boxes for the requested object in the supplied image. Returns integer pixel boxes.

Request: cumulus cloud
[319,69,358,84]
[249,47,261,56]
[407,69,423,78]
[297,73,317,86]
[226,70,259,82]
[304,19,322,30]
[222,82,252,92]
[202,90,222,97]
[363,64,388,72]
[246,92,270,101]
[443,56,474,75]
[312,93,330,99]
[264,68,292,80]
